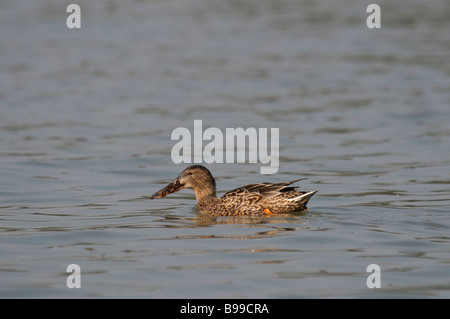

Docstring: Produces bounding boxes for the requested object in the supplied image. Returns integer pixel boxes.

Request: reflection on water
[1,0,450,298]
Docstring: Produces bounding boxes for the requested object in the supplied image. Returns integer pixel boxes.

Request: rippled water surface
[1,0,450,298]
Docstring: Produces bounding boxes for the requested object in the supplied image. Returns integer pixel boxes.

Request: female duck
[151,165,317,216]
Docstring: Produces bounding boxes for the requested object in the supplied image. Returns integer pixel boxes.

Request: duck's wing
[218,179,315,215]
[221,179,307,199]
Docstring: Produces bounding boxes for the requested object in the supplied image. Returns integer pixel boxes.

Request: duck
[150,165,317,216]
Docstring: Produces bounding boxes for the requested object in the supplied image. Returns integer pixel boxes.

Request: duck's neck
[193,185,218,209]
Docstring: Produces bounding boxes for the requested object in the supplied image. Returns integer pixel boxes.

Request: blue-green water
[1,0,450,298]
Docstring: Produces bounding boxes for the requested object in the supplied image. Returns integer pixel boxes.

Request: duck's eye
[186,172,193,176]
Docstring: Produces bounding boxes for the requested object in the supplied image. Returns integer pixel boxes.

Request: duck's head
[150,165,216,199]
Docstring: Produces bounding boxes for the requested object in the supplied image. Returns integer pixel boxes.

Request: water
[1,0,450,298]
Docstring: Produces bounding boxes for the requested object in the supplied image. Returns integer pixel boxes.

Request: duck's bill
[150,179,184,199]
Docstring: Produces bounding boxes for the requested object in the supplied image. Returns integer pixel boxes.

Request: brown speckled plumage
[150,165,317,216]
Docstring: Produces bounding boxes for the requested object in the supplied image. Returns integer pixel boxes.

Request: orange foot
[263,208,274,216]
